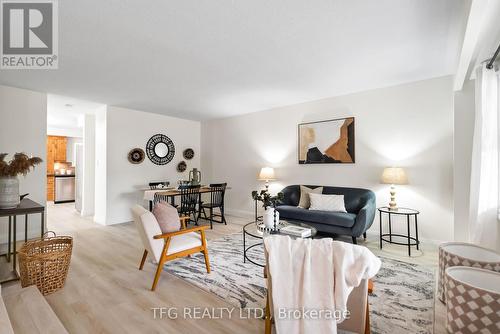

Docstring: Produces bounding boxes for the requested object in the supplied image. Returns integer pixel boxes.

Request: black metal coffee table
[243,220,317,267]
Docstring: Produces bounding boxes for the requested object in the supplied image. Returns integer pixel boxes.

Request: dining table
[143,185,226,211]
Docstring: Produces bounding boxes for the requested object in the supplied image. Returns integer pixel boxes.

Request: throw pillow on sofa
[298,185,323,208]
[309,193,347,213]
[153,202,181,233]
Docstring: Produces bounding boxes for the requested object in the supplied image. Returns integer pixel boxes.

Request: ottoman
[445,266,500,334]
[438,242,500,302]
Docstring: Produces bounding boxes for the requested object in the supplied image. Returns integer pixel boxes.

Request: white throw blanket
[264,235,381,334]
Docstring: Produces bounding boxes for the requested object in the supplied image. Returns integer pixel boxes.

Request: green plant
[251,190,284,210]
[0,153,43,177]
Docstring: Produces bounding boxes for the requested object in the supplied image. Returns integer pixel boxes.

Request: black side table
[378,207,420,256]
[0,198,45,283]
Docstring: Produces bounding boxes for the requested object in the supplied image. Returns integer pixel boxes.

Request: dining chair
[131,205,210,291]
[179,184,201,224]
[199,183,227,229]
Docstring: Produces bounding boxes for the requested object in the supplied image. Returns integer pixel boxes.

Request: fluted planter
[0,176,20,209]
[263,208,280,229]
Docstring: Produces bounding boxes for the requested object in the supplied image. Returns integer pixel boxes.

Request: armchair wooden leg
[265,287,272,334]
[200,230,211,273]
[139,249,148,270]
[151,242,169,291]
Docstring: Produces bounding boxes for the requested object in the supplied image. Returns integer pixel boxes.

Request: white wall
[81,114,96,217]
[94,107,107,224]
[453,79,475,242]
[96,106,201,225]
[202,76,455,242]
[66,137,83,165]
[47,126,82,138]
[0,85,47,242]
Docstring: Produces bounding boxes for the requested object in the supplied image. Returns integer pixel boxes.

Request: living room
[1,1,500,333]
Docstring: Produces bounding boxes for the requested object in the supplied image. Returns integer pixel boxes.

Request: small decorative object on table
[0,153,42,209]
[188,168,201,185]
[18,231,73,295]
[280,225,312,238]
[256,220,287,233]
[251,190,284,232]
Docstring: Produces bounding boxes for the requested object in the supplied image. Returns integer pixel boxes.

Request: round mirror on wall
[154,142,169,158]
[146,134,175,165]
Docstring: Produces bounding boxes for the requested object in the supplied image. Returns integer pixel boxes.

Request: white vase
[0,176,20,209]
[263,208,280,229]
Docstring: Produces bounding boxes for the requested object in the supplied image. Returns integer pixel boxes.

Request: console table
[0,199,45,283]
[378,207,419,256]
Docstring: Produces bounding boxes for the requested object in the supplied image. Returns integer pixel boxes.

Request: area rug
[165,233,434,334]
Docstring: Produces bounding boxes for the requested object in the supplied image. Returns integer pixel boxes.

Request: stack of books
[280,225,312,238]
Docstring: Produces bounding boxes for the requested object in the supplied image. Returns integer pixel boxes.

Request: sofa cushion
[298,185,323,208]
[276,205,357,228]
[309,193,347,212]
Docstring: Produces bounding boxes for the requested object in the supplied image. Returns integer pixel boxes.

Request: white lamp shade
[381,167,408,185]
[258,167,276,181]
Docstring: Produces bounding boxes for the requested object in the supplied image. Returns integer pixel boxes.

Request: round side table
[378,207,420,256]
[438,242,500,303]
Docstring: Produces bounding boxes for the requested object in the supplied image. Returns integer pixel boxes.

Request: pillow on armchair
[153,202,181,233]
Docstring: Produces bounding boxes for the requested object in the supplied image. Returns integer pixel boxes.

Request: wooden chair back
[209,183,227,207]
[179,184,201,215]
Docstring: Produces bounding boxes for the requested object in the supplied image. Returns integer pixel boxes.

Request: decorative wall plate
[183,148,194,160]
[146,134,175,165]
[128,148,145,164]
[177,161,187,172]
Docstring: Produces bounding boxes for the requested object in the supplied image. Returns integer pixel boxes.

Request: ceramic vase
[263,207,279,229]
[0,176,20,209]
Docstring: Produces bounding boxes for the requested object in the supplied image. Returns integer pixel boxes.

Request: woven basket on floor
[18,231,73,295]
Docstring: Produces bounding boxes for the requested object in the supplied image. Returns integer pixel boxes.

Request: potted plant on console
[0,153,42,209]
[251,190,284,232]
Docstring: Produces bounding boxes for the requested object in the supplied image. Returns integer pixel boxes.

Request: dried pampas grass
[0,153,43,177]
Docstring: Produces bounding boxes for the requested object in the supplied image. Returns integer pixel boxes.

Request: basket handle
[43,231,57,238]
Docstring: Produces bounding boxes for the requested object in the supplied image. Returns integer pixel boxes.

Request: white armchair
[131,205,211,291]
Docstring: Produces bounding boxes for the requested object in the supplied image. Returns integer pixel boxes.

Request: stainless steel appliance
[54,175,75,204]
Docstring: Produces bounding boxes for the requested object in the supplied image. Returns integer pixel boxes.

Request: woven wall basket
[18,232,73,296]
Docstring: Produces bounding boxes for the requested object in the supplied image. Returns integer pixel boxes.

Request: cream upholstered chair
[131,205,210,291]
[263,247,373,334]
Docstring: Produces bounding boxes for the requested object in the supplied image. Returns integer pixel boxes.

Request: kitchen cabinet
[46,136,67,200]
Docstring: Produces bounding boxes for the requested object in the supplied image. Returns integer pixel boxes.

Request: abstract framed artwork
[298,117,355,164]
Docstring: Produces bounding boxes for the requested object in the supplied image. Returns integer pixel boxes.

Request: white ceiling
[0,0,469,120]
[47,95,104,132]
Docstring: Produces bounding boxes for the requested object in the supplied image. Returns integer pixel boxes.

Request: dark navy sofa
[276,185,376,244]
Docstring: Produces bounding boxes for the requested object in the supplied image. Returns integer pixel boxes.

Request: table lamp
[258,167,276,192]
[381,167,408,210]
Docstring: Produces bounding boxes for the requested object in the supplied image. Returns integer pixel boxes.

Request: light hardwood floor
[2,203,445,333]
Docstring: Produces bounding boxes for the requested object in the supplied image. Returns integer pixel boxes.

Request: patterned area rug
[165,233,434,334]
